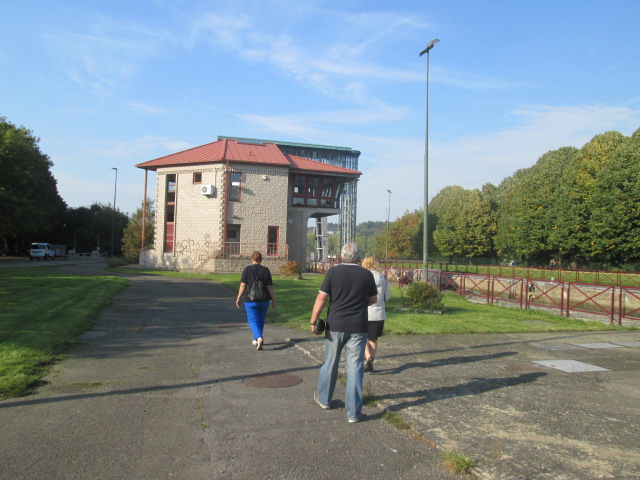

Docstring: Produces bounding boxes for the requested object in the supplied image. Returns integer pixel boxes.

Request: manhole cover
[244,373,303,388]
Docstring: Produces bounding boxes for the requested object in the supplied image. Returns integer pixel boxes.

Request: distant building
[219,136,361,252]
[135,137,361,272]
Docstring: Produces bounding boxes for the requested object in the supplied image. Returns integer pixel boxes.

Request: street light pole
[385,189,392,265]
[419,38,439,284]
[111,167,118,257]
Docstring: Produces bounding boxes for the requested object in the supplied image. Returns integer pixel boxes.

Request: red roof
[136,138,361,176]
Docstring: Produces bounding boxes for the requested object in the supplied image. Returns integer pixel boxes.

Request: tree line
[0,116,153,261]
[4,114,638,269]
[366,127,640,269]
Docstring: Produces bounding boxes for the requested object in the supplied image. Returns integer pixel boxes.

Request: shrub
[404,281,444,311]
[107,256,129,268]
[279,260,302,279]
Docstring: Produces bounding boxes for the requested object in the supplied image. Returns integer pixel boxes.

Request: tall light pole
[111,167,118,257]
[419,38,439,284]
[385,189,392,265]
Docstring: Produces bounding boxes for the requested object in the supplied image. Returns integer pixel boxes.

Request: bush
[404,281,444,311]
[107,256,129,268]
[279,260,302,279]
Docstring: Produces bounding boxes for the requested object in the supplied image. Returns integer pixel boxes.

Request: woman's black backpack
[247,266,266,301]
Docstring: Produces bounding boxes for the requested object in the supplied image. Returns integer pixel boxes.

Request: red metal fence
[307,260,640,325]
[565,283,616,323]
[525,280,565,316]
[318,259,640,287]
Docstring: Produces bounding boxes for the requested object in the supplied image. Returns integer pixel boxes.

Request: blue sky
[1,0,639,223]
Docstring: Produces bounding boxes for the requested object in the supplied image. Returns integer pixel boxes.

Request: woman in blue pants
[236,251,276,350]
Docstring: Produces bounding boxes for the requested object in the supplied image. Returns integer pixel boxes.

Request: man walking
[310,243,377,423]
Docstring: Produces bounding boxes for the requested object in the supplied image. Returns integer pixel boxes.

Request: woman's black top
[240,264,273,302]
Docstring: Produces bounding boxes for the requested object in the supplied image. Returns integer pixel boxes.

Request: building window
[229,172,242,201]
[293,175,305,195]
[293,175,305,205]
[225,224,241,256]
[166,204,175,222]
[165,174,176,253]
[267,226,279,256]
[321,179,336,208]
[307,177,319,197]
[291,174,342,209]
[166,174,176,203]
[193,172,202,184]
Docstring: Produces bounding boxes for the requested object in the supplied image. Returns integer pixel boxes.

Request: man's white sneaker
[313,391,330,410]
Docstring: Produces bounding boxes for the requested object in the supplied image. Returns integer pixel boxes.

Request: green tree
[548,131,626,263]
[0,116,66,254]
[64,203,128,255]
[306,229,315,258]
[327,233,339,256]
[378,209,423,259]
[494,147,577,263]
[587,130,640,265]
[122,199,155,262]
[431,186,496,259]
[356,220,385,257]
[494,168,529,260]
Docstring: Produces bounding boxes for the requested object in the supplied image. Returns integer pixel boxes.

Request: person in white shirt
[361,255,391,373]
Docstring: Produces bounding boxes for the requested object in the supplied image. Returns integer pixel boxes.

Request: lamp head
[419,38,440,56]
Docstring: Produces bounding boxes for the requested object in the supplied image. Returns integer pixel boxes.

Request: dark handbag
[313,318,326,335]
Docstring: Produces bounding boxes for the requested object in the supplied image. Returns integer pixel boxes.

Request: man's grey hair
[341,242,360,263]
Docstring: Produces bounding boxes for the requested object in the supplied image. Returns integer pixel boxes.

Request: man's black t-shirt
[319,263,377,333]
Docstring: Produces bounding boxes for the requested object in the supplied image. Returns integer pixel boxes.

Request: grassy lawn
[120,268,631,334]
[0,266,127,399]
[1,265,631,399]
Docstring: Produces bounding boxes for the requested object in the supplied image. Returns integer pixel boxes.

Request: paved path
[1,263,639,479]
[0,264,455,480]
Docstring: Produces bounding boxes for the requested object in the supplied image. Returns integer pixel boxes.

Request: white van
[29,243,55,260]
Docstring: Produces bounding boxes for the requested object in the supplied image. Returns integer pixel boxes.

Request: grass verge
[118,267,633,334]
[0,267,127,398]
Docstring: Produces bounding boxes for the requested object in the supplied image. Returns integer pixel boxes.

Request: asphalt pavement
[1,262,639,480]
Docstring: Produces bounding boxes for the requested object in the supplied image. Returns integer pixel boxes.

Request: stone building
[135,137,361,273]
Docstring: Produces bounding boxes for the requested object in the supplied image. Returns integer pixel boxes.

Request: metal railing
[307,260,640,325]
[210,242,288,260]
[314,259,640,288]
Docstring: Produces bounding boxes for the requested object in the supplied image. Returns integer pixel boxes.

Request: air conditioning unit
[200,185,216,197]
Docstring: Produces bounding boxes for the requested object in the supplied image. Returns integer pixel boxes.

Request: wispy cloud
[187,10,425,105]
[47,15,172,98]
[193,100,409,142]
[124,102,167,115]
[433,66,532,90]
[236,113,323,143]
[94,135,193,159]
[356,104,640,221]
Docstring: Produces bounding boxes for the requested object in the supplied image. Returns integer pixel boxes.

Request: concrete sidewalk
[1,264,639,479]
[296,330,640,479]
